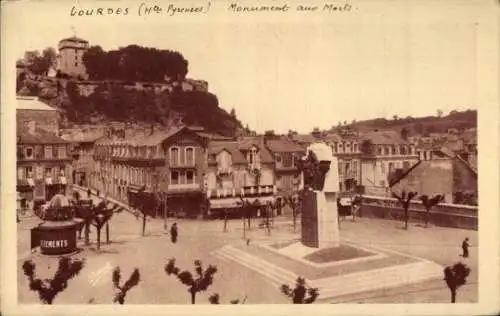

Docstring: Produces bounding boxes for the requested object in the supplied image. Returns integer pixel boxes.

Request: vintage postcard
[1,0,499,315]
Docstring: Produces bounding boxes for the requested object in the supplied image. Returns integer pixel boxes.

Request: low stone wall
[359,196,477,230]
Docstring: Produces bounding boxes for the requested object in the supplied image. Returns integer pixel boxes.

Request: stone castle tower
[56,36,89,79]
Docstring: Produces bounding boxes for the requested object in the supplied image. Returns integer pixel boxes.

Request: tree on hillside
[391,190,418,230]
[443,262,471,303]
[230,107,237,118]
[112,267,141,304]
[264,130,276,136]
[437,109,443,117]
[393,115,399,121]
[83,45,188,82]
[22,257,85,304]
[419,194,444,228]
[287,129,298,137]
[281,277,319,304]
[25,47,57,76]
[165,259,217,304]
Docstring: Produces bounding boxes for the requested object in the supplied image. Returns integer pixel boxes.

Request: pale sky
[3,0,487,134]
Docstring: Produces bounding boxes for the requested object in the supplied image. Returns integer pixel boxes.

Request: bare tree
[165,259,217,304]
[419,194,444,228]
[391,190,418,230]
[22,257,85,304]
[281,277,319,304]
[112,267,141,304]
[443,262,471,303]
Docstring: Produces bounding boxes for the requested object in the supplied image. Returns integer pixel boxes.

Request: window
[381,162,386,174]
[25,147,34,159]
[391,146,396,155]
[44,167,52,177]
[384,147,389,155]
[400,145,406,155]
[45,146,53,159]
[185,147,195,165]
[58,145,66,158]
[17,167,25,180]
[403,161,410,170]
[275,154,282,162]
[25,166,33,178]
[249,148,257,164]
[333,142,337,153]
[170,170,179,185]
[170,147,179,165]
[388,162,394,174]
[282,153,293,167]
[377,147,383,155]
[339,143,344,152]
[186,170,195,184]
[353,143,358,152]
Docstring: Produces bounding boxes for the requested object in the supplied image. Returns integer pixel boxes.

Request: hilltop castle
[56,36,90,79]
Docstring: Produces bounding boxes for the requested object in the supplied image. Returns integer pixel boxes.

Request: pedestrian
[87,188,92,198]
[96,189,100,197]
[170,222,178,244]
[462,237,470,258]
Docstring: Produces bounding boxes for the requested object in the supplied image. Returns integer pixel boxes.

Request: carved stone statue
[298,142,340,249]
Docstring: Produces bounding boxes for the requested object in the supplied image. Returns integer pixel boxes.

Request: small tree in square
[112,267,141,304]
[165,258,217,304]
[419,194,444,228]
[443,262,471,303]
[91,202,119,251]
[281,277,319,304]
[391,190,418,230]
[22,257,85,304]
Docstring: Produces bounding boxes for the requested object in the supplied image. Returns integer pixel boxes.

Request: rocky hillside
[17,75,243,137]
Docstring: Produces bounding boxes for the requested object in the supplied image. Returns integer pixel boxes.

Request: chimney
[149,124,154,136]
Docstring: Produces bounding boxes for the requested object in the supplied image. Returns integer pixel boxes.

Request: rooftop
[17,127,68,144]
[59,36,88,44]
[361,130,409,145]
[265,139,306,153]
[17,96,58,111]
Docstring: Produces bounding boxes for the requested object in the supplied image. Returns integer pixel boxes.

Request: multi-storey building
[92,125,212,218]
[16,96,60,135]
[17,122,72,204]
[264,138,305,196]
[61,129,104,187]
[16,96,72,206]
[359,131,419,196]
[325,133,362,192]
[56,36,89,79]
[205,137,276,213]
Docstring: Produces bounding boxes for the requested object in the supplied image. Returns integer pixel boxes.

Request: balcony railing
[167,183,201,191]
[207,185,276,199]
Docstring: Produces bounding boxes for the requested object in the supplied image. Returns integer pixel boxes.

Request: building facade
[205,137,276,213]
[325,133,362,192]
[57,36,89,79]
[17,96,60,135]
[359,131,419,196]
[264,138,305,196]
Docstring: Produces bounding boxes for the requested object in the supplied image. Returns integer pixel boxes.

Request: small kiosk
[31,194,83,255]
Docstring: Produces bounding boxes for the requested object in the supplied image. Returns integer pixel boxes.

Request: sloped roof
[17,127,68,144]
[208,141,247,164]
[237,137,274,163]
[17,97,58,111]
[61,131,103,143]
[265,139,305,153]
[290,134,317,144]
[361,130,409,145]
[60,36,88,43]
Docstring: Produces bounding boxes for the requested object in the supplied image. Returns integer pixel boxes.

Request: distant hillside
[333,110,477,135]
[17,76,243,137]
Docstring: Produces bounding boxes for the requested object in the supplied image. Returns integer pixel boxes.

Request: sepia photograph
[1,0,499,315]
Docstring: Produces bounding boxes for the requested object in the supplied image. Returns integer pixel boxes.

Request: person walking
[461,237,470,258]
[87,188,92,198]
[170,222,178,244]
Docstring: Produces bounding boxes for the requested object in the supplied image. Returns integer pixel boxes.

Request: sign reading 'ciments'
[40,240,69,248]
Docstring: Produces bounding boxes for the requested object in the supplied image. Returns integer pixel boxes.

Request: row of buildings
[16,96,478,216]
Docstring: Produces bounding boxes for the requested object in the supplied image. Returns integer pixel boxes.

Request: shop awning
[45,177,53,185]
[17,178,35,188]
[209,196,276,209]
[60,176,67,185]
[27,178,35,187]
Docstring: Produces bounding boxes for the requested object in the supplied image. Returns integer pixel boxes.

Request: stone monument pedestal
[301,190,340,249]
[299,142,341,249]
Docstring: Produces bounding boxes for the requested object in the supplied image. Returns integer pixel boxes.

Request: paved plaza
[17,192,477,304]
